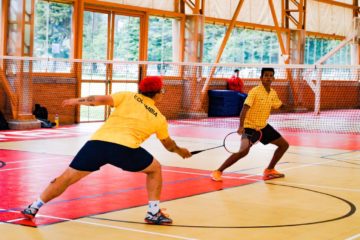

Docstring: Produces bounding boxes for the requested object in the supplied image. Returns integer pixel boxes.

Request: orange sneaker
[211,170,223,181]
[263,169,285,180]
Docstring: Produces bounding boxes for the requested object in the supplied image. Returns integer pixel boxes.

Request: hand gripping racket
[191,130,262,155]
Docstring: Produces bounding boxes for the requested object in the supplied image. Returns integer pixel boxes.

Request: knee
[236,148,249,158]
[152,159,161,169]
[145,158,162,174]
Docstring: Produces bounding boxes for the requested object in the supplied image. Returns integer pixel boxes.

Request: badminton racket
[191,130,262,155]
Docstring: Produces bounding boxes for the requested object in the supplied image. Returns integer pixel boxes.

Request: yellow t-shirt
[243,85,282,130]
[91,92,169,148]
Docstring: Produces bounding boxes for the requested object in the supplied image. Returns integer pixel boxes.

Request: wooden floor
[0,120,359,240]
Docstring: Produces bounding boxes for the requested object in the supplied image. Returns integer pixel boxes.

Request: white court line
[0,209,197,240]
[163,157,360,193]
[345,234,360,240]
[4,156,68,165]
[2,155,359,192]
[0,162,66,172]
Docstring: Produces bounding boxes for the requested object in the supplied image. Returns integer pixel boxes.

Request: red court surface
[0,112,358,228]
[0,123,359,150]
[0,149,259,227]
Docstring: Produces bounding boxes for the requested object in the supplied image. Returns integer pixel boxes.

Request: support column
[6,0,40,129]
[180,14,206,118]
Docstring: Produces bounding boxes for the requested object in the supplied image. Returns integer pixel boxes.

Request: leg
[141,158,172,225]
[140,158,162,201]
[41,167,91,203]
[266,137,289,169]
[217,146,250,172]
[212,138,251,181]
[263,137,289,180]
[22,167,91,219]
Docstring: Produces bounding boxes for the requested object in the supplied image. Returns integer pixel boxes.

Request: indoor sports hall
[0,1,359,240]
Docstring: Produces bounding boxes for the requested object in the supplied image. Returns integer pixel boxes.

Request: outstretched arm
[160,137,191,159]
[62,95,114,107]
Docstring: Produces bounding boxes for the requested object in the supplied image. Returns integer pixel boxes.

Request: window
[305,37,352,80]
[147,16,181,76]
[204,24,279,64]
[304,37,351,65]
[82,11,108,80]
[113,15,140,62]
[112,15,140,80]
[203,24,280,78]
[33,0,73,72]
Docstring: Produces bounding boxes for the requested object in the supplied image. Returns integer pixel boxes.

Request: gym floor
[0,112,359,240]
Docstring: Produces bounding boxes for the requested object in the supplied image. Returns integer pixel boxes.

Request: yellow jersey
[243,85,282,130]
[91,92,169,148]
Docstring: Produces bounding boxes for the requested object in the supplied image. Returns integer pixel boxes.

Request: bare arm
[62,95,114,107]
[237,104,250,134]
[160,137,191,159]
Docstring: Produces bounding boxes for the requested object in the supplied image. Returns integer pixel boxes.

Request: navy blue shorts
[245,124,281,145]
[69,140,153,172]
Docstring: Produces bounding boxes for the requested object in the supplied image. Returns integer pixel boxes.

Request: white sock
[30,197,44,209]
[148,200,160,214]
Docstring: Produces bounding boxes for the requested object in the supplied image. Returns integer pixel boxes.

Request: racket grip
[190,150,202,155]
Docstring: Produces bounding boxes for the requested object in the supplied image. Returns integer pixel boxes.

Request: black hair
[234,69,240,73]
[261,68,275,78]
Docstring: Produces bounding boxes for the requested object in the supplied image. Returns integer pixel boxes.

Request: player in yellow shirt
[22,76,191,225]
[211,68,289,181]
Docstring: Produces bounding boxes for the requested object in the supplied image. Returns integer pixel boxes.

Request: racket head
[223,131,243,153]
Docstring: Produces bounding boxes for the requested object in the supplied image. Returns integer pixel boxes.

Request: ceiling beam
[314,0,360,9]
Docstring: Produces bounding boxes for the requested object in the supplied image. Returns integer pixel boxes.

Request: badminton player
[211,67,289,181]
[22,76,191,225]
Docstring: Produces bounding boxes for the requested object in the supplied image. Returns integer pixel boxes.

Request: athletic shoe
[145,209,173,225]
[21,205,39,219]
[263,169,285,180]
[211,170,223,181]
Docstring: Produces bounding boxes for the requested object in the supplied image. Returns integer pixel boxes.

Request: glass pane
[25,0,32,15]
[9,0,19,22]
[204,25,280,66]
[203,24,226,63]
[112,15,140,80]
[113,15,140,61]
[24,24,30,47]
[82,11,108,80]
[148,16,174,62]
[33,0,72,72]
[80,82,106,121]
[147,16,180,76]
[111,82,137,94]
[112,63,139,80]
[7,24,18,54]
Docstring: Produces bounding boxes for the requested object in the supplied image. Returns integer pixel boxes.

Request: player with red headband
[21,76,191,225]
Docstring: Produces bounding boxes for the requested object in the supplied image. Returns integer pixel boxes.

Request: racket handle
[190,150,203,155]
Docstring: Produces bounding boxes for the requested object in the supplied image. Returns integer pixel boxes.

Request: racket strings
[223,132,242,153]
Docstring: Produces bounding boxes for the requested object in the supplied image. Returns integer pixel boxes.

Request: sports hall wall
[2,77,355,124]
